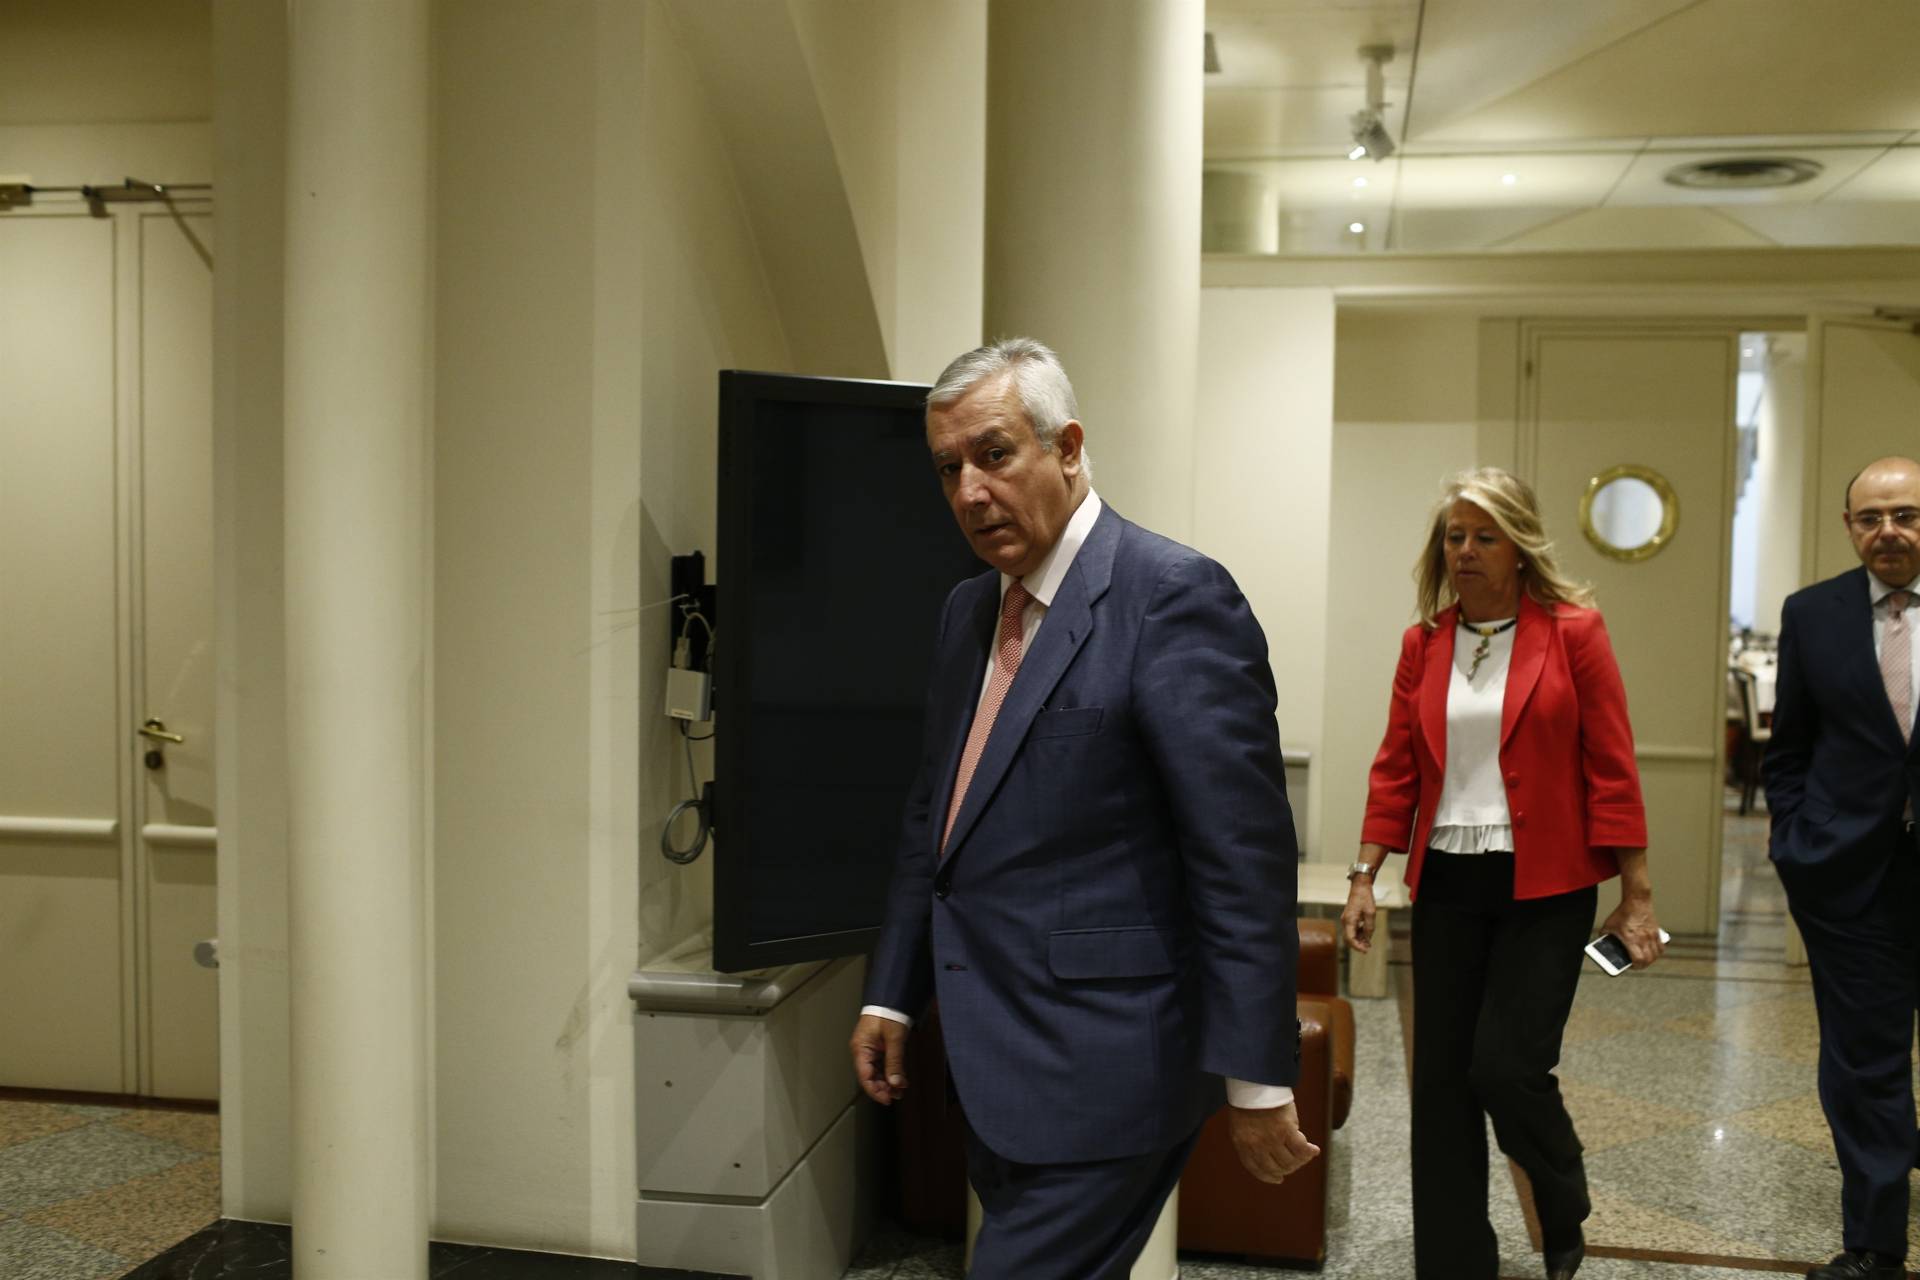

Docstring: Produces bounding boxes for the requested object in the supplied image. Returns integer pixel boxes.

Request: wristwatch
[1346,860,1378,881]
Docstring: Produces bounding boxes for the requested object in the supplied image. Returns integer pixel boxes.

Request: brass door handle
[139,719,185,745]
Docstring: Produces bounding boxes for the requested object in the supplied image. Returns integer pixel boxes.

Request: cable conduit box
[632,954,874,1278]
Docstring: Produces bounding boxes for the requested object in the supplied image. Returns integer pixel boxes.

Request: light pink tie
[1883,590,1913,741]
[942,583,1032,853]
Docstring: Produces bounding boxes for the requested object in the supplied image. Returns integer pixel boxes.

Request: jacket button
[934,882,950,900]
[1514,811,1526,824]
[1506,774,1520,787]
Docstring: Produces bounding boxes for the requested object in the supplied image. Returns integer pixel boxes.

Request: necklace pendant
[1467,636,1490,680]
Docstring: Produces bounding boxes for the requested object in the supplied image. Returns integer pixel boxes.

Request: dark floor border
[1588,1243,1917,1277]
[121,1219,747,1280]
[0,1085,218,1114]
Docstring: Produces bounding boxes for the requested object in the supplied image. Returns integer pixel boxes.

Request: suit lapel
[1500,595,1550,750]
[1420,609,1455,772]
[940,507,1118,862]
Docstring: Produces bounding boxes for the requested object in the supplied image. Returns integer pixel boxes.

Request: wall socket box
[666,668,712,722]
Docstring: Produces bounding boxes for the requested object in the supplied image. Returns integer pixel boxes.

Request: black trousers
[1411,851,1596,1280]
[1788,830,1920,1260]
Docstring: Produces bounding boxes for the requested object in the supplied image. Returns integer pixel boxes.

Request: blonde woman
[1341,469,1664,1280]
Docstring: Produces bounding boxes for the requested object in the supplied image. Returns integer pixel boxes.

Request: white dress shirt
[863,491,1295,1110]
[1429,616,1517,855]
[1868,571,1920,731]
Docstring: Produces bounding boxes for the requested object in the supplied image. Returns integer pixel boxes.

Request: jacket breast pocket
[1047,925,1178,979]
[1029,706,1103,740]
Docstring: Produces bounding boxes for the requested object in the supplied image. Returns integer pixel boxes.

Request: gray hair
[929,338,1091,478]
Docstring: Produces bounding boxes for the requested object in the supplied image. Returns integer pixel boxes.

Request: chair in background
[1732,666,1771,814]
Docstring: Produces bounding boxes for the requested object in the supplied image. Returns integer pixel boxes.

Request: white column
[283,2,430,1275]
[984,0,1204,540]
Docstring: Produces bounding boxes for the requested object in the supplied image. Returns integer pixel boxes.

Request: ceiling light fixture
[1349,221,1366,233]
[1353,177,1368,189]
[1347,44,1396,162]
[1501,173,1518,186]
[1662,157,1823,190]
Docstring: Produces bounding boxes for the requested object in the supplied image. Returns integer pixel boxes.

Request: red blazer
[1361,595,1648,901]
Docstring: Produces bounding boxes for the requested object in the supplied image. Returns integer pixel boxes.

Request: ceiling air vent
[1662,157,1824,190]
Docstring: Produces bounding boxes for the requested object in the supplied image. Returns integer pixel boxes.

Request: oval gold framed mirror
[1580,464,1678,563]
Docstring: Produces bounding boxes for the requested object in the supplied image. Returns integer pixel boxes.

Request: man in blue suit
[1764,455,1920,1280]
[847,338,1315,1278]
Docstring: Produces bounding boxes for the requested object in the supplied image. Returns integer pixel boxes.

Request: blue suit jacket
[864,505,1300,1165]
[1763,567,1920,916]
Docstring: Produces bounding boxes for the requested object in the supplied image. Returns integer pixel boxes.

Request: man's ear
[1056,420,1085,474]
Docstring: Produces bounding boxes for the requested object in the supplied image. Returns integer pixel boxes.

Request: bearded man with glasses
[1764,455,1920,1280]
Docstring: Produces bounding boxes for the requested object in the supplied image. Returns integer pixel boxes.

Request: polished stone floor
[0,1097,219,1279]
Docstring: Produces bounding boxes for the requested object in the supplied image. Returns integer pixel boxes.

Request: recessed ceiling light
[1742,347,1755,357]
[1663,157,1823,190]
[1501,173,1518,186]
[1352,177,1368,189]
[1349,221,1365,233]
[1348,144,1369,161]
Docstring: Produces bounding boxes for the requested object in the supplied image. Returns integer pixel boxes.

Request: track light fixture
[1347,44,1396,162]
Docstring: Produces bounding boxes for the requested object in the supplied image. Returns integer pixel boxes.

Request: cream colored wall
[1194,287,1334,854]
[786,0,987,382]
[1,0,209,126]
[1321,312,1483,868]
[1752,335,1808,631]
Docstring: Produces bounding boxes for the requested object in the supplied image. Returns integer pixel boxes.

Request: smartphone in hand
[1584,928,1671,975]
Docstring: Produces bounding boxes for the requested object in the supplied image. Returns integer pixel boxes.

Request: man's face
[926,375,1084,579]
[1845,462,1920,587]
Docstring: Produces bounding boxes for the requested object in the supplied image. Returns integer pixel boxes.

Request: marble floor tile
[1721,1088,1836,1156]
[1558,1079,1706,1156]
[22,1152,218,1260]
[0,1100,91,1148]
[1561,1004,1657,1047]
[1583,1122,1873,1261]
[1663,990,1825,1068]
[0,1216,131,1280]
[1582,1181,1785,1261]
[111,1108,222,1155]
[1557,1028,1814,1115]
[0,1122,196,1214]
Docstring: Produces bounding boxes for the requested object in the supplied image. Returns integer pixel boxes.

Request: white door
[1520,321,1741,937]
[0,197,217,1098]
[1804,315,1920,580]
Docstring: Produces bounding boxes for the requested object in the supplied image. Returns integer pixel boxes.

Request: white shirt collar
[1868,570,1920,607]
[1002,491,1102,609]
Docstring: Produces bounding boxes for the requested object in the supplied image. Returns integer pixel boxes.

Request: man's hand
[848,1014,910,1105]
[1227,1102,1320,1184]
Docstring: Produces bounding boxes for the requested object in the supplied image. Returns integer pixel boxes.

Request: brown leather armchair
[890,918,1358,1265]
[1176,917,1356,1265]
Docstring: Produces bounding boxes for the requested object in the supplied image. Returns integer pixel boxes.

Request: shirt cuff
[861,1004,913,1028]
[1226,1079,1295,1109]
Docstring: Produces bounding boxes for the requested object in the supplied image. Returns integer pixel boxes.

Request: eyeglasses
[1849,508,1920,533]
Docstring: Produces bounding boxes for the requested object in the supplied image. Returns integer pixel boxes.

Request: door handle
[139,719,185,745]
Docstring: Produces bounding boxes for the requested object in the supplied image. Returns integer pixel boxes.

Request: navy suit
[865,505,1299,1271]
[1763,566,1920,1258]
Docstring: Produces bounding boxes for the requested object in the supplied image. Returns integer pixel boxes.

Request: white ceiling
[1204,0,1920,252]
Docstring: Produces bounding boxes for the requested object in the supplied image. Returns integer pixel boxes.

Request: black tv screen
[712,371,980,973]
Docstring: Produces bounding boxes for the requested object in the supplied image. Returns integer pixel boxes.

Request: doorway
[0,195,218,1100]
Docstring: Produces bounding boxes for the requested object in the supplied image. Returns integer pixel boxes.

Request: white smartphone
[1584,929,1672,976]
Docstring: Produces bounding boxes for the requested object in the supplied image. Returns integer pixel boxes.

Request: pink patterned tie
[1883,590,1914,741]
[942,582,1032,853]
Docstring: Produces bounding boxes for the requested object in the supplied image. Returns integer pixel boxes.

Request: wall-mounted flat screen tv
[712,371,979,974]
